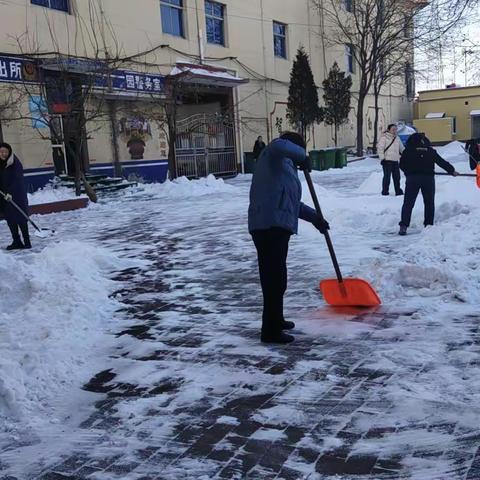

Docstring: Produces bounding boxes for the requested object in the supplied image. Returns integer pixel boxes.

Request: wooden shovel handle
[303,169,344,284]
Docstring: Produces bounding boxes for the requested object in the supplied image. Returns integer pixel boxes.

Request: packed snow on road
[1,145,479,479]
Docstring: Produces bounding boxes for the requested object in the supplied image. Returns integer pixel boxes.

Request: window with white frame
[31,0,70,13]
[205,1,225,46]
[160,0,185,37]
[405,62,415,98]
[273,22,287,59]
[346,44,355,74]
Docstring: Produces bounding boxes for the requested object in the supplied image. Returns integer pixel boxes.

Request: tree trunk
[108,100,122,178]
[334,123,338,147]
[373,88,380,154]
[167,119,177,180]
[356,94,366,157]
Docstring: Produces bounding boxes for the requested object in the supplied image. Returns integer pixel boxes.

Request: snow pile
[0,241,131,433]
[435,141,468,164]
[357,171,393,194]
[129,174,235,198]
[28,185,86,206]
[299,158,480,304]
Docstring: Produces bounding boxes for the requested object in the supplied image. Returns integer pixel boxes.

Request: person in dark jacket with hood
[253,136,266,161]
[0,143,31,250]
[398,133,458,236]
[249,132,329,344]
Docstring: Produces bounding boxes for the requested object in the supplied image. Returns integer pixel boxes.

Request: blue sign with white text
[96,71,165,94]
[0,55,39,83]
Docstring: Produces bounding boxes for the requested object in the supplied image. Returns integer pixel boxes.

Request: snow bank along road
[1,147,480,479]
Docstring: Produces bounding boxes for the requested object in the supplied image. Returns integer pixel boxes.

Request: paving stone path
[2,174,479,480]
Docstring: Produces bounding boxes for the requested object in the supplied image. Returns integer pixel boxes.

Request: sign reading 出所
[0,56,39,83]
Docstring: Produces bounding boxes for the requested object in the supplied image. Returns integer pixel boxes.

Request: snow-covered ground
[0,151,479,479]
[28,185,88,205]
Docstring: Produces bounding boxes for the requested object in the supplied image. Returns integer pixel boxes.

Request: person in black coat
[398,133,458,235]
[0,143,31,250]
[253,136,266,161]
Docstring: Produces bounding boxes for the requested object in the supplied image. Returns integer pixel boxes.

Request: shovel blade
[320,278,382,307]
[34,228,55,239]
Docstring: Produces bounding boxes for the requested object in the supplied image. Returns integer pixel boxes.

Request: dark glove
[380,160,386,166]
[298,156,312,172]
[313,215,330,234]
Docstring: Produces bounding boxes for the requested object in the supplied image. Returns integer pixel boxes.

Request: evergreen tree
[286,47,323,140]
[322,62,352,146]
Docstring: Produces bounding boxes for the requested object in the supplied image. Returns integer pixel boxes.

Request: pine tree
[286,47,323,140]
[322,62,352,146]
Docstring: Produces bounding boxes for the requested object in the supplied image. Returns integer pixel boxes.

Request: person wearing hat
[398,133,458,236]
[249,131,330,344]
[0,142,31,250]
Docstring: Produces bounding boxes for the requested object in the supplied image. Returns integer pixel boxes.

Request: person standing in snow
[0,143,31,250]
[249,132,329,344]
[378,124,404,196]
[398,133,458,236]
[253,136,266,161]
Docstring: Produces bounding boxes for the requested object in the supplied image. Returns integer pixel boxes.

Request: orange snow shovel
[303,169,382,307]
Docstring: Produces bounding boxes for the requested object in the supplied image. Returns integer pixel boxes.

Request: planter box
[29,198,89,215]
[0,198,89,221]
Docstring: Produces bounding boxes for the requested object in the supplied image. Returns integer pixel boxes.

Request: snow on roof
[470,110,480,116]
[425,112,446,119]
[169,62,248,86]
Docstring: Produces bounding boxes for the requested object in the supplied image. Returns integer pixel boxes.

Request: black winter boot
[280,320,295,330]
[398,225,407,236]
[261,331,295,344]
[6,223,24,250]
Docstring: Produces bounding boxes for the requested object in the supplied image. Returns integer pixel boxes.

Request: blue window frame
[31,0,69,12]
[273,22,287,59]
[160,0,184,37]
[205,1,225,46]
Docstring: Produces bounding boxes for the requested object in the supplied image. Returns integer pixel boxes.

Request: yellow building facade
[414,85,480,144]
[0,0,414,189]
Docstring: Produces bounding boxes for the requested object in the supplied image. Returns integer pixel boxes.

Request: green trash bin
[322,148,337,170]
[309,150,324,171]
[335,147,348,168]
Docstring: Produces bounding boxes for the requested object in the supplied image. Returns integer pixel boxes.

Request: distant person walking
[0,142,31,250]
[398,133,458,236]
[249,132,329,344]
[378,124,404,196]
[253,136,266,161]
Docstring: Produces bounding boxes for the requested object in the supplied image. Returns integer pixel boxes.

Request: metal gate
[175,113,237,178]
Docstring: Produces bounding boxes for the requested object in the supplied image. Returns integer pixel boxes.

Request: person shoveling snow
[248,132,330,345]
[0,143,31,250]
[398,133,458,236]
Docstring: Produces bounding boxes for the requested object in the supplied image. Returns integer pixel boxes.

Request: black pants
[400,175,435,227]
[382,161,402,195]
[252,227,291,336]
[7,221,30,245]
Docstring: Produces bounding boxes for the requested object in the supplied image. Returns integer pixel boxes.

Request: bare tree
[0,89,26,143]
[5,0,165,199]
[314,0,478,156]
[371,52,410,152]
